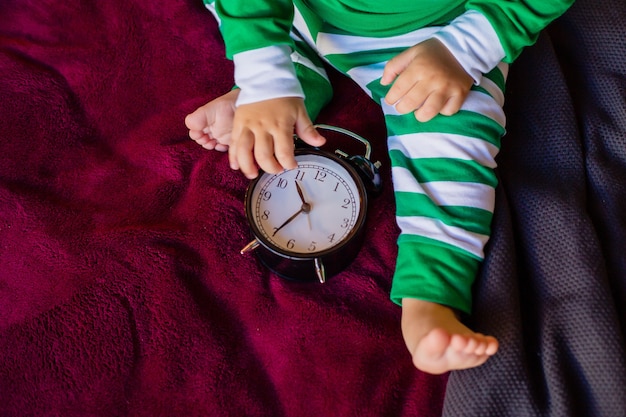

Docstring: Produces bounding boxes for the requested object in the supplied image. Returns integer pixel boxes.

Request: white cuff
[233,45,304,106]
[432,10,505,84]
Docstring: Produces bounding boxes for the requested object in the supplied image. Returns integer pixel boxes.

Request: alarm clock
[241,124,382,283]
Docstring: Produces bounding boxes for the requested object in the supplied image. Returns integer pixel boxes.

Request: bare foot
[185,89,239,152]
[401,298,498,375]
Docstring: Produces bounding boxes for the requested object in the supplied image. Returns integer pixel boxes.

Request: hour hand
[295,180,312,230]
[295,180,308,204]
[294,181,311,213]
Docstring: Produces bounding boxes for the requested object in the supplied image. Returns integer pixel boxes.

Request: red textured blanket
[4,1,626,416]
[0,1,446,416]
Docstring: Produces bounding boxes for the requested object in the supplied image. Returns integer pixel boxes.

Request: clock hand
[295,181,313,230]
[272,181,314,237]
[295,180,308,204]
[272,206,307,236]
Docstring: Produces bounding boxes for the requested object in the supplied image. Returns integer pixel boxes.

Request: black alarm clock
[240,124,381,283]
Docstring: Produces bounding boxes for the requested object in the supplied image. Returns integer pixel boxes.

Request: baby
[186,0,573,374]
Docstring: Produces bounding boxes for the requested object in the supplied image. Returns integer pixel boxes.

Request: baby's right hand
[230,97,326,179]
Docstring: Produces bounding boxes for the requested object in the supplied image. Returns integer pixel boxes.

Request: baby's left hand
[381,38,473,122]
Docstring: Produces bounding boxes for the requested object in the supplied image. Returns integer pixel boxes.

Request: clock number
[328,233,336,243]
[341,198,351,209]
[314,170,326,182]
[340,218,350,229]
[307,241,317,252]
[262,191,272,201]
[333,182,340,192]
[261,210,270,220]
[295,170,305,181]
[286,239,296,250]
[276,178,288,189]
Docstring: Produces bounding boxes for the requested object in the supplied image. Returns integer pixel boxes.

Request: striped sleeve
[432,10,505,84]
[213,0,295,58]
[465,0,575,62]
[205,0,304,105]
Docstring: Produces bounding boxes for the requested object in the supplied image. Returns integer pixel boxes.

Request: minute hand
[272,207,306,237]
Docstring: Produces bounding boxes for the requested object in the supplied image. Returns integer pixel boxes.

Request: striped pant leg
[383,68,507,314]
[205,0,333,120]
[303,25,507,313]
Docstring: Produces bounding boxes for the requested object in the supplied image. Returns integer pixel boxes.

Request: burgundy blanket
[0,1,446,416]
[2,0,625,416]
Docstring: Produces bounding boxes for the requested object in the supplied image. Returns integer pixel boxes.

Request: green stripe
[383,110,504,148]
[364,79,505,146]
[296,64,333,120]
[389,151,498,187]
[484,66,506,92]
[293,40,327,69]
[325,48,403,73]
[397,234,481,260]
[395,191,493,235]
[366,78,390,101]
[391,237,480,313]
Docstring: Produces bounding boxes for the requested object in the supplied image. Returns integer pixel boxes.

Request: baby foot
[401,298,498,375]
[185,89,239,152]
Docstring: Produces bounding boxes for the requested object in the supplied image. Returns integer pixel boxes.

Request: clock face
[247,150,366,257]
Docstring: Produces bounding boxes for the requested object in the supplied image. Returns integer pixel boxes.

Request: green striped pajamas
[204,0,572,313]
[290,3,506,313]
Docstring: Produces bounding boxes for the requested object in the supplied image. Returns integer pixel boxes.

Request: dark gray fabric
[443,0,626,415]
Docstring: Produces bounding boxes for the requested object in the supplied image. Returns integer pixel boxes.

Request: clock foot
[314,258,326,283]
[240,239,260,254]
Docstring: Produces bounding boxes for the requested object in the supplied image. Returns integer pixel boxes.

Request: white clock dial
[249,152,364,256]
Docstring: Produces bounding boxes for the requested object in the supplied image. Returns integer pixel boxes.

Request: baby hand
[229,97,326,179]
[381,38,473,122]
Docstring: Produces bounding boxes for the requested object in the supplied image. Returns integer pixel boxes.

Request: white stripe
[388,132,499,168]
[397,216,488,258]
[292,6,316,48]
[478,76,505,107]
[497,62,509,79]
[431,11,505,84]
[290,50,328,80]
[316,26,440,57]
[204,1,220,24]
[233,45,304,105]
[459,91,506,127]
[391,167,495,211]
[346,63,385,95]
[380,98,399,116]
